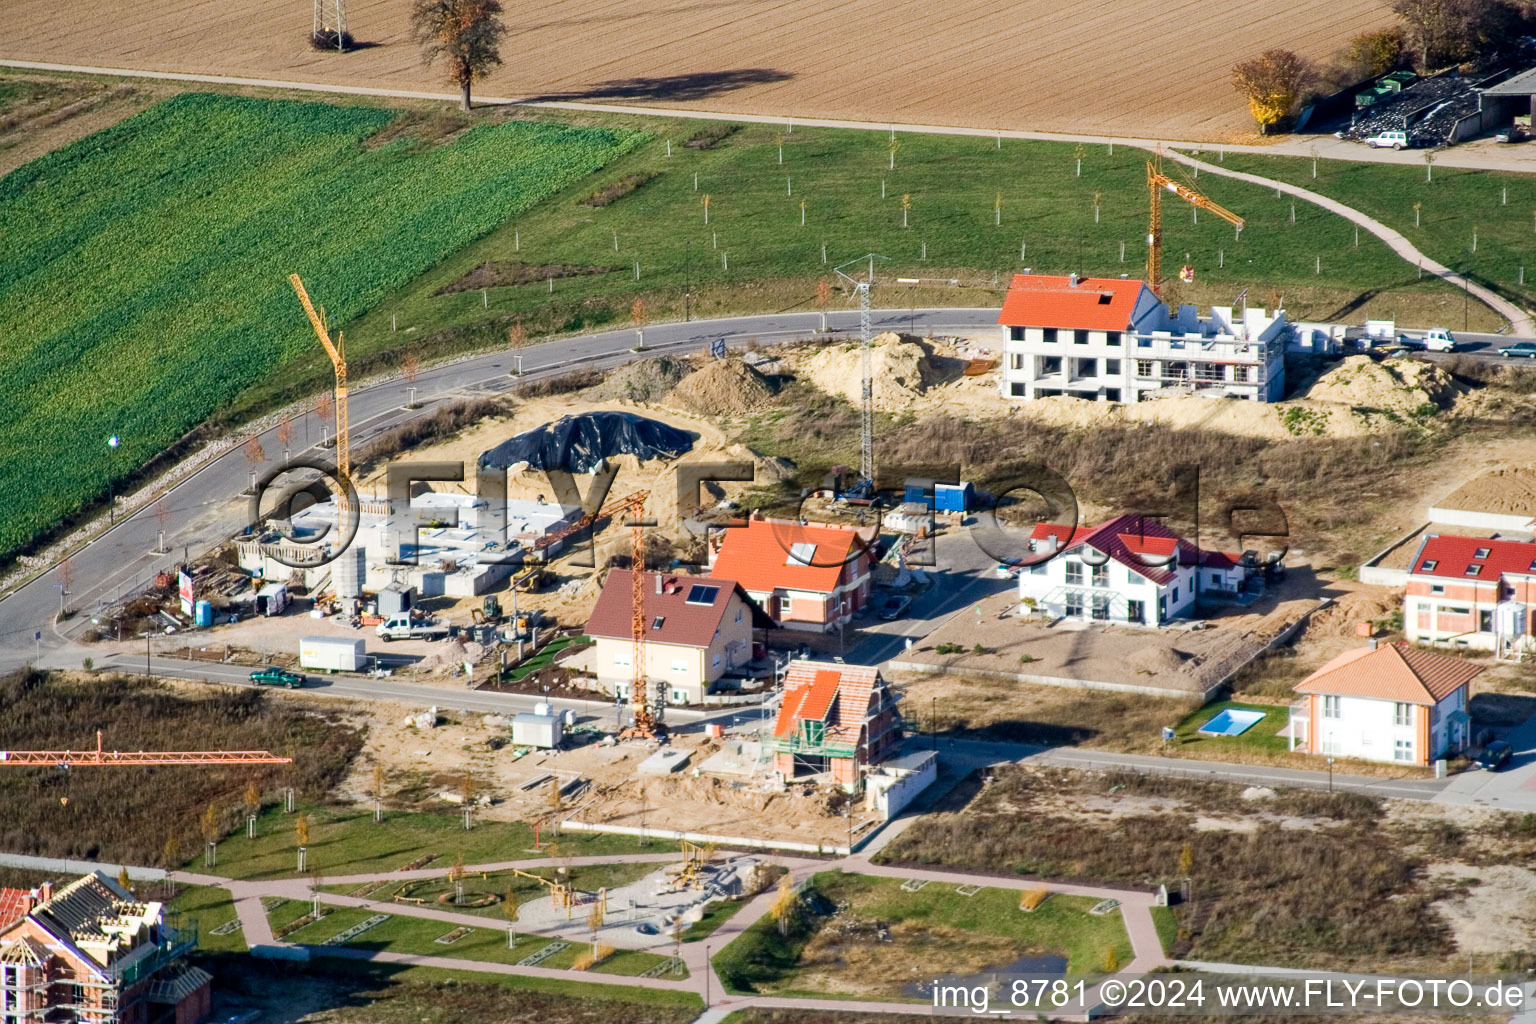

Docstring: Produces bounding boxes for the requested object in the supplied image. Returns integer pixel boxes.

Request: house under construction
[769,661,903,791]
[0,873,208,1024]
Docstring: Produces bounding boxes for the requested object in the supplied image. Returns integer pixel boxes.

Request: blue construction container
[902,483,930,507]
[194,600,213,628]
[933,482,973,513]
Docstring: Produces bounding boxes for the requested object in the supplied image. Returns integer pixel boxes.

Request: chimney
[1368,637,1379,651]
[21,891,36,914]
[38,881,52,903]
[1068,273,1079,287]
[654,573,662,595]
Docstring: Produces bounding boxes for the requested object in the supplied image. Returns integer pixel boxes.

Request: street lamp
[684,239,693,322]
[1327,756,1334,793]
[1461,250,1471,332]
[107,435,120,524]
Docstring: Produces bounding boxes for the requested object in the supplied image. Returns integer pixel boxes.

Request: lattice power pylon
[833,254,885,483]
[313,0,348,50]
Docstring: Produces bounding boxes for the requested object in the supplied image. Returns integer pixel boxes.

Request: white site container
[512,713,563,749]
[299,636,365,673]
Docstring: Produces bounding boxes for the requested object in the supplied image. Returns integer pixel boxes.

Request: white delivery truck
[299,636,365,673]
[375,614,450,642]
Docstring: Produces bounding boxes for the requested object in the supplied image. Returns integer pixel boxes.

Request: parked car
[879,595,913,620]
[1365,130,1409,150]
[994,560,1024,579]
[1499,342,1536,359]
[1496,126,1528,144]
[249,667,305,688]
[1473,740,1513,771]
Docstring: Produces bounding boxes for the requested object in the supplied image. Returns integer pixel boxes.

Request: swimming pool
[1198,708,1266,737]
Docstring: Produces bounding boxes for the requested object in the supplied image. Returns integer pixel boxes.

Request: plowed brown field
[4,0,1391,141]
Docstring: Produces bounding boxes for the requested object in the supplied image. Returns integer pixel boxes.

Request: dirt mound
[1437,468,1536,517]
[1304,355,1456,416]
[799,333,946,412]
[1127,646,1188,675]
[1306,590,1399,639]
[585,356,694,404]
[668,358,776,417]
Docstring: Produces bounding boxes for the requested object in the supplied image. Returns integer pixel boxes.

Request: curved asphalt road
[0,308,999,672]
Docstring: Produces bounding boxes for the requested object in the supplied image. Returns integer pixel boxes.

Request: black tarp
[477,412,696,474]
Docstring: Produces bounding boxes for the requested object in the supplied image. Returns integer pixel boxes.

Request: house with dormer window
[1017,514,1256,626]
[1404,533,1536,659]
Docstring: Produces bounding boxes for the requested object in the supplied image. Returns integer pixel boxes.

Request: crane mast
[289,274,351,483]
[1146,158,1244,298]
[0,731,292,767]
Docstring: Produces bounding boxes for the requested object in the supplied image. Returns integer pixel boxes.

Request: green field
[4,88,1515,563]
[1219,152,1536,317]
[188,802,674,880]
[273,901,686,977]
[0,92,642,561]
[713,872,1131,997]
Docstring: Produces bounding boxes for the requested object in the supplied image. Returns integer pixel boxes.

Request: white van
[1365,130,1409,150]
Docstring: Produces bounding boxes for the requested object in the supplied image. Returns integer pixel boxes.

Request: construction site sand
[798,334,965,413]
[1427,862,1536,954]
[1437,467,1536,518]
[333,700,856,844]
[0,0,1393,142]
[997,355,1460,440]
[665,358,776,418]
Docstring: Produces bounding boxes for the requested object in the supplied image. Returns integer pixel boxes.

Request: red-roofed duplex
[708,517,876,632]
[997,273,1287,404]
[1287,642,1478,766]
[769,661,902,791]
[1017,515,1258,626]
[1404,533,1536,658]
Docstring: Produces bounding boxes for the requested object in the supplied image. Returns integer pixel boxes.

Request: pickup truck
[375,614,451,642]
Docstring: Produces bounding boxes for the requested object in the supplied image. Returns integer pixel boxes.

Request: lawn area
[1170,699,1290,757]
[1218,152,1536,319]
[712,871,1131,998]
[502,635,588,684]
[346,120,1484,369]
[679,895,753,942]
[187,803,675,880]
[0,92,643,562]
[318,861,661,918]
[171,884,245,954]
[279,903,686,978]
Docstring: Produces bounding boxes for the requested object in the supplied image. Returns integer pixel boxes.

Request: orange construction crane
[0,731,292,767]
[289,274,351,484]
[533,490,648,554]
[1146,155,1244,298]
[612,492,663,740]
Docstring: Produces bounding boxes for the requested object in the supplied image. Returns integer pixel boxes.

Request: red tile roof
[584,570,761,648]
[0,889,30,931]
[772,662,882,738]
[1295,642,1483,705]
[998,274,1151,331]
[1411,534,1536,583]
[710,519,872,596]
[1032,515,1244,584]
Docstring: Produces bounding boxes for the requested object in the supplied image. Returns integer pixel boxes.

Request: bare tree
[507,320,527,349]
[243,434,266,466]
[815,280,832,308]
[1231,49,1317,133]
[277,415,294,450]
[410,0,506,111]
[401,354,420,384]
[315,392,334,427]
[1390,0,1471,66]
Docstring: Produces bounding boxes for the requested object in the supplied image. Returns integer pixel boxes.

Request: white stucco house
[1016,515,1256,626]
[1287,641,1480,767]
[997,273,1288,404]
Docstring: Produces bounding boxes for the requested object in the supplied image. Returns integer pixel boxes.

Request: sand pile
[1437,468,1536,517]
[799,333,942,411]
[667,358,776,417]
[1128,646,1189,675]
[586,356,694,404]
[1305,590,1399,639]
[1304,355,1455,415]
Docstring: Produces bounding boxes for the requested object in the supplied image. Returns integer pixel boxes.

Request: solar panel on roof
[685,584,720,605]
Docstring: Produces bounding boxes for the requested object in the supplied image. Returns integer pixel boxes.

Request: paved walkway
[1165,150,1534,337]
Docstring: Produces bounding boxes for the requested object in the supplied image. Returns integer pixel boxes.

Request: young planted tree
[243,434,266,466]
[770,874,798,937]
[503,885,520,945]
[507,320,527,349]
[816,279,832,309]
[117,866,133,893]
[276,415,293,450]
[315,392,334,428]
[410,0,507,111]
[1230,49,1317,133]
[587,899,605,954]
[243,782,261,827]
[401,353,420,385]
[295,813,311,848]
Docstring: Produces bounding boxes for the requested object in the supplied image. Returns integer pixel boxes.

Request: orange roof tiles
[711,519,871,595]
[0,889,29,931]
[1294,642,1483,705]
[997,274,1151,332]
[774,662,882,737]
[1411,534,1536,583]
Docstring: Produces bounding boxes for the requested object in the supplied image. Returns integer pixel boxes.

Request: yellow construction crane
[615,491,664,741]
[289,274,351,483]
[1146,155,1244,298]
